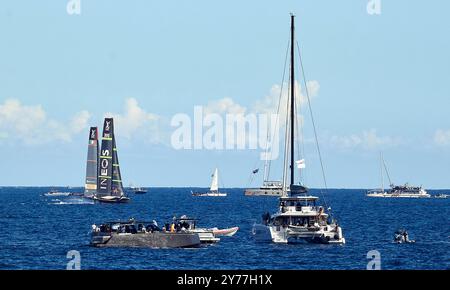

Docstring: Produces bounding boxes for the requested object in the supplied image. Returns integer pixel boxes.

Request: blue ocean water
[0,187,448,270]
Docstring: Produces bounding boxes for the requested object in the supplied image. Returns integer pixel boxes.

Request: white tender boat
[175,216,239,243]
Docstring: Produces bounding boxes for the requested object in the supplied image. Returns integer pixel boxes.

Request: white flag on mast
[296,159,306,169]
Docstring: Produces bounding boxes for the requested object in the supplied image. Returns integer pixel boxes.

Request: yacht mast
[289,14,295,189]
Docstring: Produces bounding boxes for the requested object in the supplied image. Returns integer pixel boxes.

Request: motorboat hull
[189,229,220,243]
[212,227,239,237]
[91,232,201,248]
[133,190,147,194]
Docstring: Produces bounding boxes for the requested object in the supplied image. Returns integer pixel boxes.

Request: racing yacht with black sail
[83,127,99,199]
[252,15,345,244]
[93,118,130,203]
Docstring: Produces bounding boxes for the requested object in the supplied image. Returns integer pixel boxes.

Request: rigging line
[295,41,331,211]
[282,69,292,194]
[266,40,291,181]
[382,155,393,185]
[294,61,306,186]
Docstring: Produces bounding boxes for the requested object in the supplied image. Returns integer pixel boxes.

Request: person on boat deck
[403,231,409,242]
[170,223,176,233]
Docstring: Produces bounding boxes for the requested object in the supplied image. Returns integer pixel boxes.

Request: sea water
[0,187,448,270]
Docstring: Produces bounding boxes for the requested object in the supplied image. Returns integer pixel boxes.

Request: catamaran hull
[253,224,345,244]
[91,232,201,248]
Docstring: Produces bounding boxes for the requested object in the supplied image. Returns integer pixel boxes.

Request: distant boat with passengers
[366,153,430,198]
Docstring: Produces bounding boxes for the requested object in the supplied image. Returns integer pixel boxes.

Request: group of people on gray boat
[92,217,193,235]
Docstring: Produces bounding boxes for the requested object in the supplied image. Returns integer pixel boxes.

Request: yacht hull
[91,232,201,248]
[192,192,227,197]
[244,188,283,196]
[93,196,130,203]
[253,224,345,244]
[367,193,430,198]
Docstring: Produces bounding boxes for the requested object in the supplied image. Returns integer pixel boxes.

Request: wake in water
[49,197,95,205]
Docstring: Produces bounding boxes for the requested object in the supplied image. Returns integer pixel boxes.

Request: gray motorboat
[91,219,201,248]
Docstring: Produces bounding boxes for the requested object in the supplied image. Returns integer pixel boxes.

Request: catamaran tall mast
[290,14,295,189]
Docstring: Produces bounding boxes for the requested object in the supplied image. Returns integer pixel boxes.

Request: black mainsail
[97,118,114,196]
[84,127,98,196]
[111,136,124,196]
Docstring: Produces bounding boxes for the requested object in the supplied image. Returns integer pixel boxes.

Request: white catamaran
[366,153,430,198]
[252,15,345,244]
[192,168,227,197]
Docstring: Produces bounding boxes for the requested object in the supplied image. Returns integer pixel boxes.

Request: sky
[0,0,450,188]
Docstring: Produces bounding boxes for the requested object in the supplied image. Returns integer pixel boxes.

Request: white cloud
[105,98,160,143]
[252,80,320,116]
[203,97,247,115]
[200,80,320,122]
[433,129,450,146]
[330,129,402,150]
[70,110,91,134]
[0,99,91,145]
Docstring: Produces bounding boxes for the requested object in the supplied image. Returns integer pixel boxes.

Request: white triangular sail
[210,168,219,192]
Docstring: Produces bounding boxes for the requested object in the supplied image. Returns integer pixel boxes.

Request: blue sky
[1,1,450,188]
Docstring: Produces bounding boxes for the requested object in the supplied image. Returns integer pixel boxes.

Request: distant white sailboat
[192,168,227,197]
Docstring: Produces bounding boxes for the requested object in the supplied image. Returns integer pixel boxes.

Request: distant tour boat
[245,181,283,196]
[366,153,430,198]
[130,185,148,194]
[44,189,71,197]
[192,168,227,197]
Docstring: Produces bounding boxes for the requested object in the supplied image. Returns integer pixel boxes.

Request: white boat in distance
[44,189,71,197]
[366,153,430,198]
[192,168,227,197]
